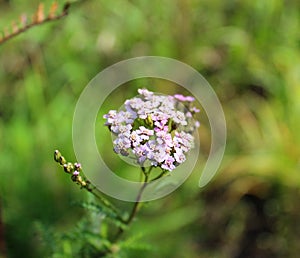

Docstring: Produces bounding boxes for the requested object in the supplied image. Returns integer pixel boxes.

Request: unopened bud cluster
[54,150,92,190]
[103,89,200,171]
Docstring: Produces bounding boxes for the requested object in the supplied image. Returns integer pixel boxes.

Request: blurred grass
[0,0,300,257]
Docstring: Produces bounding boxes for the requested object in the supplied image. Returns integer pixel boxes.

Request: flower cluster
[103,89,200,171]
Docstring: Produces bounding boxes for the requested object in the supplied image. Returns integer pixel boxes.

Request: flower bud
[76,176,87,187]
[146,115,153,128]
[63,162,74,173]
[59,156,67,165]
[73,170,80,176]
[71,174,77,182]
[54,150,61,163]
[74,163,82,171]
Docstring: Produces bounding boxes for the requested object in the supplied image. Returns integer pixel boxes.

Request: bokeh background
[0,0,300,257]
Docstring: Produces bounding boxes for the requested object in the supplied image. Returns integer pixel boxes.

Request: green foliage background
[0,0,300,257]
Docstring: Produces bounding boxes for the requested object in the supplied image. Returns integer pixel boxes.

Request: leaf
[119,232,153,252]
[75,202,127,229]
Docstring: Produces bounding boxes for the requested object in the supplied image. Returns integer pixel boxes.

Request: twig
[0,1,81,45]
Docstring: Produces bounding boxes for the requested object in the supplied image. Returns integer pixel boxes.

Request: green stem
[150,169,168,182]
[112,167,150,241]
[126,173,149,224]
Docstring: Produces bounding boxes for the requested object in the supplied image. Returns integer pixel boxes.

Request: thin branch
[0,1,81,45]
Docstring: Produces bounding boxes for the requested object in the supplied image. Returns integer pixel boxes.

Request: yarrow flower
[103,89,200,172]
